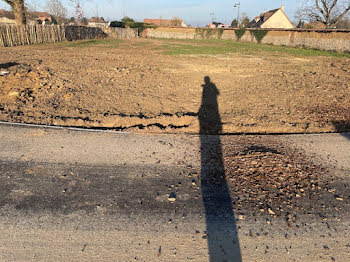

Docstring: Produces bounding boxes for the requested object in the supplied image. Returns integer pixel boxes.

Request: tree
[26,0,41,11]
[297,20,306,28]
[80,17,88,25]
[336,16,350,27]
[45,0,67,24]
[69,0,83,23]
[296,0,350,27]
[170,16,183,27]
[121,16,134,27]
[239,13,250,27]
[231,18,238,27]
[1,0,26,24]
[69,16,75,24]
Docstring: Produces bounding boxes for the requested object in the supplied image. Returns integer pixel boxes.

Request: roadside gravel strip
[0,123,349,261]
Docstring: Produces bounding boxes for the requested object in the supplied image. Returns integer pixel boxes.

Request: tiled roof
[247,8,279,28]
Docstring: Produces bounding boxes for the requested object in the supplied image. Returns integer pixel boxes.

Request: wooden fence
[0,25,65,47]
[0,25,138,47]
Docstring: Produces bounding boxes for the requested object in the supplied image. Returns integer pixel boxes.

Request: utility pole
[234,2,240,25]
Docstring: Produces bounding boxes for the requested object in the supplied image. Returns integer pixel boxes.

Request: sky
[0,0,302,26]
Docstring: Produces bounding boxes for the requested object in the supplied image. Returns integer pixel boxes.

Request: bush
[110,21,125,28]
[250,29,268,43]
[195,28,224,39]
[129,23,157,36]
[234,27,246,41]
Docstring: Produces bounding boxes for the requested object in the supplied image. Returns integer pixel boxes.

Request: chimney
[281,5,285,11]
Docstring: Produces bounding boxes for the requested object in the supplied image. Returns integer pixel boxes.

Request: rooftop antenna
[234,2,240,25]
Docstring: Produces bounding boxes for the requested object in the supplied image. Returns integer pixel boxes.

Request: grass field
[55,38,350,58]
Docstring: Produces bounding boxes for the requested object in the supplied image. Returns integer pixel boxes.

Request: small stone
[8,91,19,97]
[238,215,245,220]
[0,70,9,76]
[168,192,176,203]
[268,208,276,215]
[323,245,330,250]
[336,197,343,201]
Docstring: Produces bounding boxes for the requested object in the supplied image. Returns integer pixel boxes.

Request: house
[0,9,55,25]
[207,23,231,29]
[247,5,294,29]
[33,12,55,25]
[0,9,16,24]
[88,17,108,27]
[144,18,187,27]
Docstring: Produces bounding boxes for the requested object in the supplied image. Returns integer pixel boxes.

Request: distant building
[27,11,56,25]
[247,5,294,29]
[304,21,327,29]
[207,23,231,29]
[0,9,16,24]
[144,18,187,27]
[0,9,56,25]
[35,12,54,24]
[88,17,108,27]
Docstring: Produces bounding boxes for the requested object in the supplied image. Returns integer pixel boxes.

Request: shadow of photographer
[199,76,242,261]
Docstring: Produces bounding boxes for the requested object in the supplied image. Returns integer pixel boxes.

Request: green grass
[54,38,123,48]
[50,37,349,58]
[131,41,151,47]
[159,38,350,58]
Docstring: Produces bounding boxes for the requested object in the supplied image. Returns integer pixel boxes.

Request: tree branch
[315,0,325,16]
[2,0,13,6]
[333,4,350,25]
[320,0,329,15]
[329,0,338,13]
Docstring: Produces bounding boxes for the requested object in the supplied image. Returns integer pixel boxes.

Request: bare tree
[1,0,26,24]
[297,0,350,27]
[69,0,84,23]
[26,0,42,11]
[171,16,183,27]
[45,0,67,23]
[239,12,250,27]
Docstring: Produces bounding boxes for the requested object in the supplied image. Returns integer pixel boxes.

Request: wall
[0,17,16,24]
[103,27,138,39]
[144,27,350,52]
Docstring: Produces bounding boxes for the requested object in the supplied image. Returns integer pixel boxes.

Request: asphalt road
[0,123,349,261]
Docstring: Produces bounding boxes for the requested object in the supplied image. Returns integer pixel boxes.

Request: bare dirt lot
[0,38,349,133]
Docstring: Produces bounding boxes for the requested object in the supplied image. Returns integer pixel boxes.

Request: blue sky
[0,0,302,25]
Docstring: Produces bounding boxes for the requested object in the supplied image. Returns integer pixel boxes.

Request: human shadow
[199,76,242,261]
[332,121,350,141]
